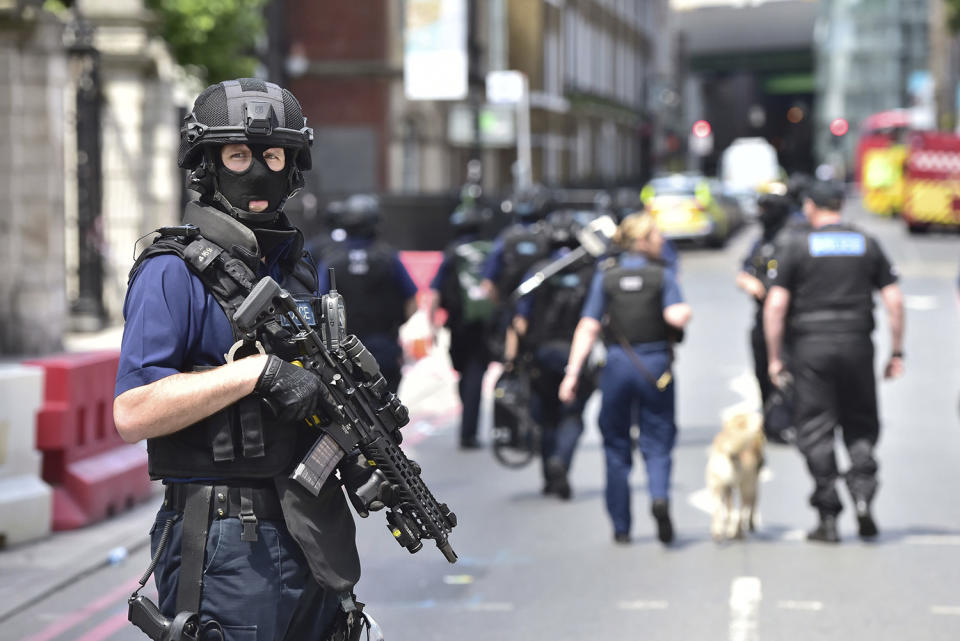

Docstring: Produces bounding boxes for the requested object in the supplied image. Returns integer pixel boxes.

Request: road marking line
[777,600,823,611]
[904,535,960,546]
[618,600,669,610]
[904,295,939,311]
[20,577,140,641]
[931,606,960,616]
[729,576,762,641]
[466,602,515,612]
[73,611,129,641]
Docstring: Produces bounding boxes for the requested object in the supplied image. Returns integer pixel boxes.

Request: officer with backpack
[312,194,419,393]
[429,204,497,449]
[480,185,553,360]
[505,210,599,498]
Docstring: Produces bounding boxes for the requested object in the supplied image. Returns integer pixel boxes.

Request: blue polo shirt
[115,239,307,397]
[581,252,684,323]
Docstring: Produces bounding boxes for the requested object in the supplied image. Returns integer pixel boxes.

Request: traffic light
[829,118,849,137]
[692,120,712,138]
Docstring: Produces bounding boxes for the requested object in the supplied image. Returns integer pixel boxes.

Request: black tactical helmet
[327,194,380,236]
[179,78,313,224]
[501,184,552,221]
[449,204,490,233]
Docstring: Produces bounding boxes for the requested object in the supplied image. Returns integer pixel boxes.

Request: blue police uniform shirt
[314,236,418,300]
[660,239,680,274]
[115,237,301,398]
[580,252,684,339]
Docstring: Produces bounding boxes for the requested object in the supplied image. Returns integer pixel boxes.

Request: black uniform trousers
[791,332,880,516]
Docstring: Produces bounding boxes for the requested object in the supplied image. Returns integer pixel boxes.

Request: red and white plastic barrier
[0,364,53,546]
[23,351,152,531]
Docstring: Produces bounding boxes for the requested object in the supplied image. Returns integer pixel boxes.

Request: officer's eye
[263,148,286,171]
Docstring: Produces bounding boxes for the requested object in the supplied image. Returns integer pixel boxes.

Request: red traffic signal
[829,118,849,137]
[692,120,711,138]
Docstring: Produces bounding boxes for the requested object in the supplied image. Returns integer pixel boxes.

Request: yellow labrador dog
[706,412,765,542]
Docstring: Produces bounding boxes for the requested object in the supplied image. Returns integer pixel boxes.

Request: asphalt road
[5,200,959,641]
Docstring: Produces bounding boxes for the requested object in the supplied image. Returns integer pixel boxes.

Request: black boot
[807,514,840,543]
[855,499,878,539]
[651,499,674,544]
[544,458,572,500]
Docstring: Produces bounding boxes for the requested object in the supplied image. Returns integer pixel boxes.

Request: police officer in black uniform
[507,210,598,498]
[313,194,419,393]
[114,79,389,640]
[736,185,806,443]
[480,185,553,357]
[429,204,497,449]
[764,180,905,543]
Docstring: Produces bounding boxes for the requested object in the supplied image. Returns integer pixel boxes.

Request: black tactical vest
[323,240,405,338]
[601,261,669,345]
[130,202,319,480]
[524,259,594,348]
[786,223,877,335]
[496,222,551,297]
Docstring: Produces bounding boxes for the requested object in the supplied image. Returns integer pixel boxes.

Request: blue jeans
[598,346,676,535]
[150,508,341,641]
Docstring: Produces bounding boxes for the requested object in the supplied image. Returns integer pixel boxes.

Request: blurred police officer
[115,79,387,640]
[313,194,419,393]
[479,186,553,358]
[429,204,496,449]
[560,213,691,545]
[507,210,598,498]
[764,179,905,543]
[736,184,805,443]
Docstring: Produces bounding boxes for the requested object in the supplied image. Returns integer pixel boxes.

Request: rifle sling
[175,484,213,615]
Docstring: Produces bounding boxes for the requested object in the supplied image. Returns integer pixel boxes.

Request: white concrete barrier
[0,364,52,546]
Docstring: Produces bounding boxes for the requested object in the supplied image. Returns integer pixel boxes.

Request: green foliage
[949,0,960,32]
[145,0,268,83]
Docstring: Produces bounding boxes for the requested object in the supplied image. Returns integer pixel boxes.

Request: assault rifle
[511,214,617,301]
[234,271,458,563]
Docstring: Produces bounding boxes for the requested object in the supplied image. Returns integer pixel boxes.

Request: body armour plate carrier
[322,241,405,339]
[496,223,551,297]
[601,263,669,345]
[524,259,594,348]
[130,203,319,480]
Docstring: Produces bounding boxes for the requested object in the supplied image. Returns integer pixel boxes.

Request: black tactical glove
[254,355,345,425]
[340,453,395,518]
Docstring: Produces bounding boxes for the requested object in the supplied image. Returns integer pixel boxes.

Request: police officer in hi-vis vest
[560,213,691,545]
[764,179,904,544]
[114,79,390,640]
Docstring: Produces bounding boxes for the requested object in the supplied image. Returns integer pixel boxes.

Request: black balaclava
[215,144,289,215]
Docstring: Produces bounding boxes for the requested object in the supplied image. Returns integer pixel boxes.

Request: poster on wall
[404,0,468,101]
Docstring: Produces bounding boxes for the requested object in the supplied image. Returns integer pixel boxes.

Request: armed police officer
[507,210,598,499]
[736,183,806,443]
[764,179,904,543]
[313,194,419,393]
[480,185,553,357]
[560,213,691,545]
[114,79,389,640]
[429,204,497,449]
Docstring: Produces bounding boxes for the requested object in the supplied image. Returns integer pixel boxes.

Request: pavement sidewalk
[0,326,462,623]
